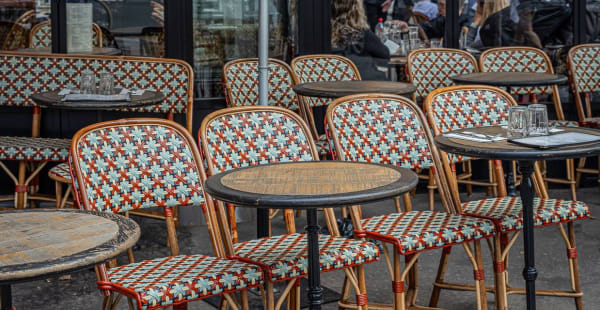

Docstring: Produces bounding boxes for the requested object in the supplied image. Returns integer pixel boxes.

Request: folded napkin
[444,132,506,143]
[62,93,131,102]
[120,88,146,96]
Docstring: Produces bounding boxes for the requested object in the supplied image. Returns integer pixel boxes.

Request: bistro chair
[29,20,103,48]
[221,58,304,241]
[567,44,600,187]
[69,118,263,310]
[199,106,380,310]
[480,46,579,200]
[326,93,495,310]
[41,53,193,218]
[407,48,501,208]
[1,9,35,51]
[291,54,361,158]
[425,85,590,310]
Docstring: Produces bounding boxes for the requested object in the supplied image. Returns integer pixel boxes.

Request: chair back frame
[567,43,600,122]
[325,93,456,214]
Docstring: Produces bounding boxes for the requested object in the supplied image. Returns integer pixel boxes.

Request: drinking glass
[79,72,95,94]
[430,39,442,48]
[508,106,528,139]
[408,26,419,40]
[527,104,549,136]
[399,39,409,56]
[410,38,420,50]
[98,73,114,95]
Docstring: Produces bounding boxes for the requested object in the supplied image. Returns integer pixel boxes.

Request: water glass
[527,104,549,136]
[508,106,528,139]
[79,72,95,94]
[430,39,442,48]
[98,73,114,95]
[409,38,420,50]
[408,26,419,40]
[399,40,409,56]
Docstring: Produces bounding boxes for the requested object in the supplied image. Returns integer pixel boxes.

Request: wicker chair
[326,93,495,310]
[425,85,590,310]
[1,9,34,51]
[29,20,103,48]
[291,54,361,158]
[567,44,600,187]
[199,106,380,310]
[70,118,263,310]
[480,46,579,200]
[407,48,502,209]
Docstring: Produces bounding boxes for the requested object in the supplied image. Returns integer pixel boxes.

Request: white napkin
[444,132,505,143]
[62,93,131,102]
[121,88,146,96]
[58,89,81,96]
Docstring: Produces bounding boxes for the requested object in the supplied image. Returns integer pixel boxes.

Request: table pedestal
[1,284,11,310]
[306,209,323,310]
[518,161,537,310]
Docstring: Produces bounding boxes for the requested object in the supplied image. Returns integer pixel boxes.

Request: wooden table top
[435,126,600,161]
[450,72,568,87]
[204,161,418,209]
[292,81,416,98]
[14,47,121,56]
[0,209,139,284]
[31,89,166,110]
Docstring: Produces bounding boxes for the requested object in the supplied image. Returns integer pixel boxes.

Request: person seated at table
[332,0,390,80]
[412,0,439,20]
[382,0,415,22]
[393,0,469,40]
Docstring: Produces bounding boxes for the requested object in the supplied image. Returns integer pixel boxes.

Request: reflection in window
[193,0,294,99]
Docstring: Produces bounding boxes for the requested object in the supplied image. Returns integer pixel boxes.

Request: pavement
[6,185,600,310]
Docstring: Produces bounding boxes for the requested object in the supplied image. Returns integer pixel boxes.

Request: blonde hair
[476,0,509,27]
[331,0,370,47]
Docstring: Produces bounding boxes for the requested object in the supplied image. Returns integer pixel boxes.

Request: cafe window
[192,0,294,99]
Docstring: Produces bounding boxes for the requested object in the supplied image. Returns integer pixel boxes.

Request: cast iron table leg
[506,161,518,197]
[257,208,270,238]
[1,284,11,310]
[306,209,322,310]
[518,161,537,310]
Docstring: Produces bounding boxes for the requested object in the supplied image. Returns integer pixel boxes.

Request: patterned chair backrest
[29,21,103,48]
[407,48,478,102]
[0,52,194,130]
[326,94,435,171]
[1,10,35,51]
[479,46,554,95]
[70,119,207,214]
[291,54,361,108]
[222,58,300,112]
[326,93,454,212]
[199,106,318,176]
[568,44,600,95]
[424,85,517,162]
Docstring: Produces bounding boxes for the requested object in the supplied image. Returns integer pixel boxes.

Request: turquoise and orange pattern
[0,136,69,161]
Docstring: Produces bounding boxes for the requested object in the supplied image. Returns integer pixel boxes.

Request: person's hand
[381,0,393,12]
[392,20,409,32]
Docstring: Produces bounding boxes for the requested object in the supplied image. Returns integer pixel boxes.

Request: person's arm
[362,30,391,59]
[420,15,445,39]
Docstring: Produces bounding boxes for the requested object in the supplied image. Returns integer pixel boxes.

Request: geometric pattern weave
[73,124,205,213]
[327,97,434,170]
[223,59,300,111]
[203,110,314,173]
[427,88,512,162]
[105,254,264,310]
[234,233,380,282]
[48,162,71,181]
[462,197,590,233]
[291,55,360,108]
[408,50,477,101]
[30,21,102,48]
[0,136,70,161]
[480,48,553,96]
[569,44,600,94]
[361,211,495,255]
[0,54,191,114]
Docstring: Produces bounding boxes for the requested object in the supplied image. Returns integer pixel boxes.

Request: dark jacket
[334,30,390,80]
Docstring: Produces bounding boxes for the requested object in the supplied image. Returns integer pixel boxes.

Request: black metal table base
[1,284,11,310]
[518,161,537,310]
[306,209,323,310]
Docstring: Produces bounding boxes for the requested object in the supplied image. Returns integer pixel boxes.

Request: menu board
[66,3,93,53]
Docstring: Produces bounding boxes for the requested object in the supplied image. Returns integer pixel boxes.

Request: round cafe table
[0,209,140,310]
[450,72,568,88]
[204,161,418,310]
[292,80,416,98]
[435,126,600,310]
[31,89,166,111]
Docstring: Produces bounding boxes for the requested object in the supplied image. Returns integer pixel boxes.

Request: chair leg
[427,169,435,211]
[493,235,509,310]
[338,274,352,310]
[55,181,63,209]
[575,157,586,187]
[356,265,369,310]
[164,207,179,256]
[566,222,584,310]
[393,252,406,310]
[173,303,188,310]
[265,281,275,310]
[16,161,26,209]
[567,159,577,201]
[429,247,451,308]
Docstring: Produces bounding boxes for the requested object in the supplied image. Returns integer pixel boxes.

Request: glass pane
[464,0,572,50]
[192,0,293,99]
[0,0,44,51]
[585,0,600,43]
